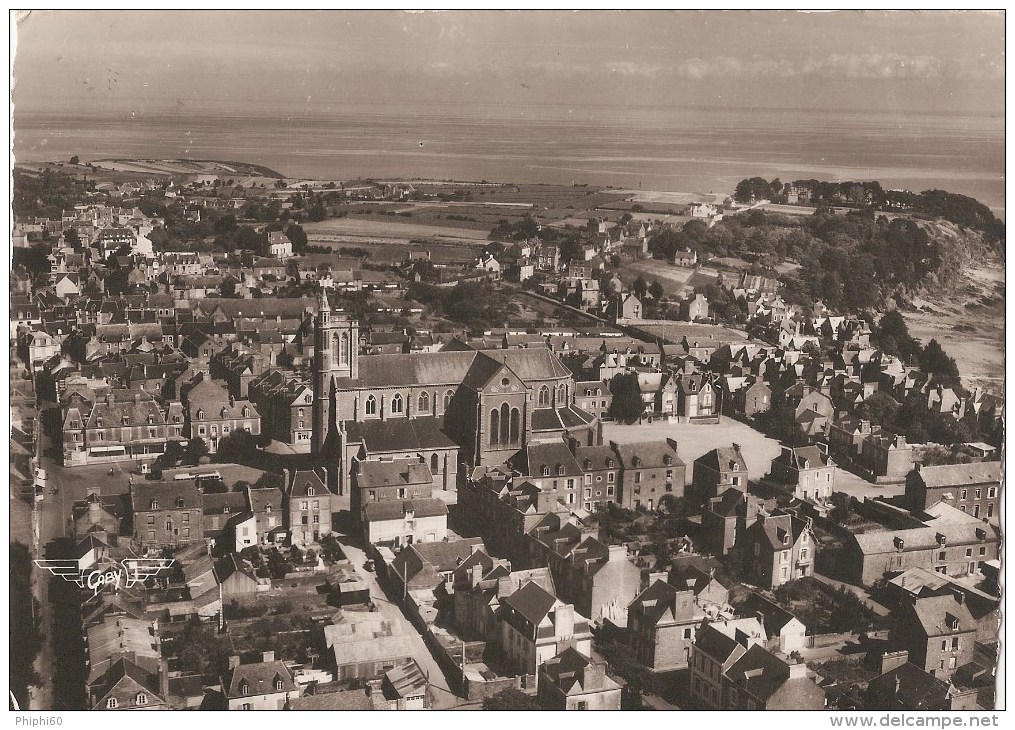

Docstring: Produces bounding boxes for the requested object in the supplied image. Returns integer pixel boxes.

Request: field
[303,216,491,243]
[633,322,748,344]
[618,260,721,297]
[602,419,782,478]
[904,263,1005,393]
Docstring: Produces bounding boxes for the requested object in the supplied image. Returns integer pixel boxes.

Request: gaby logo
[34,558,175,596]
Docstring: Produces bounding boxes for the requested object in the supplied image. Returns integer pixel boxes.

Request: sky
[12,10,1005,117]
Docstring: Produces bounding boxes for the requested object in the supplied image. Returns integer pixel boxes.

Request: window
[966,548,973,558]
[538,386,549,407]
[607,486,614,496]
[431,453,440,473]
[166,520,173,532]
[182,512,190,523]
[106,697,118,709]
[987,487,997,498]
[301,501,309,510]
[276,679,284,690]
[800,548,808,560]
[973,505,980,518]
[961,489,968,501]
[575,701,587,711]
[557,465,565,477]
[938,551,947,561]
[952,638,959,650]
[365,395,377,415]
[313,514,319,524]
[557,384,566,403]
[418,392,429,412]
[987,503,994,518]
[490,408,500,446]
[509,408,520,443]
[135,692,147,706]
[542,465,550,477]
[242,703,251,711]
[979,547,986,556]
[608,472,615,483]
[634,472,642,484]
[308,488,315,497]
[444,389,454,410]
[781,550,789,563]
[684,628,692,639]
[391,394,403,413]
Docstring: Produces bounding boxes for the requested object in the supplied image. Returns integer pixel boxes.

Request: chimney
[552,604,575,637]
[262,650,275,663]
[951,588,965,606]
[470,563,483,588]
[788,662,808,679]
[583,659,607,689]
[282,468,291,491]
[228,655,241,670]
[880,650,909,673]
[134,392,141,404]
[732,442,741,453]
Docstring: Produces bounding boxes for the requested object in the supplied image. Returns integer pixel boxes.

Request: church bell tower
[312,290,359,455]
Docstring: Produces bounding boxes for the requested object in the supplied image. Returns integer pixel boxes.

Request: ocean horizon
[13,103,1005,217]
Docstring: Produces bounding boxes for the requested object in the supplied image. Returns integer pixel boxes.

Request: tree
[307,200,327,222]
[216,429,257,464]
[920,339,961,388]
[482,689,543,711]
[648,280,665,301]
[69,155,79,165]
[10,543,43,708]
[632,276,649,300]
[186,437,210,465]
[213,213,238,235]
[220,277,237,298]
[608,372,645,424]
[856,392,900,429]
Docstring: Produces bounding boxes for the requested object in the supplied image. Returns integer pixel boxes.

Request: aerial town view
[8,10,1004,716]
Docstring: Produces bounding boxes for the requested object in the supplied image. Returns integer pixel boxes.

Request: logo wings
[33,559,87,586]
[33,557,176,588]
[119,558,175,588]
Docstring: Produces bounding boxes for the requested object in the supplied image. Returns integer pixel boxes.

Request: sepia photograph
[7,9,1004,716]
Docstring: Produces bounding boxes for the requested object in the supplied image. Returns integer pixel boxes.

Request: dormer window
[106,697,118,709]
[584,459,592,470]
[147,414,155,425]
[96,417,103,428]
[946,614,959,631]
[557,464,565,476]
[542,465,550,477]
[150,500,158,510]
[197,409,204,420]
[122,415,130,426]
[135,692,147,706]
[732,462,739,471]
[307,487,315,497]
[606,458,614,468]
[240,682,250,696]
[663,455,672,466]
[175,497,185,508]
[275,678,284,691]
[242,406,249,417]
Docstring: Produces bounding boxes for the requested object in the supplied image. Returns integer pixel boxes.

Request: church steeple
[312,291,358,456]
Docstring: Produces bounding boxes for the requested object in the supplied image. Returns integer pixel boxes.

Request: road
[334,537,461,709]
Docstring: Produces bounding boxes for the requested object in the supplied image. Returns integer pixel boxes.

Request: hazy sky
[13,10,1005,116]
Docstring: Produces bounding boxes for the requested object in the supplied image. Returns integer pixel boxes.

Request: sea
[12,102,1005,217]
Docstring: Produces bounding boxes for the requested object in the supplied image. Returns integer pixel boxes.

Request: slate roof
[911,462,1000,488]
[343,417,458,453]
[851,522,998,555]
[221,659,298,699]
[726,644,793,701]
[362,498,448,521]
[903,594,976,637]
[355,459,434,490]
[501,579,558,626]
[610,440,682,469]
[696,446,748,474]
[289,470,327,498]
[866,662,954,710]
[130,481,202,513]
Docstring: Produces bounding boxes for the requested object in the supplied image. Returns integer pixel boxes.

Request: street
[334,536,461,709]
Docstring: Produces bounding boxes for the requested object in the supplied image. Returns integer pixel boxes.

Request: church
[311,293,601,497]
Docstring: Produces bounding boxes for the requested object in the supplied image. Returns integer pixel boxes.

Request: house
[905,462,1000,523]
[683,293,709,321]
[537,648,622,710]
[267,230,293,258]
[840,520,1000,588]
[628,579,703,671]
[769,444,836,503]
[86,616,161,691]
[890,594,976,680]
[130,481,203,548]
[690,619,824,710]
[247,486,287,546]
[285,468,332,546]
[350,458,447,546]
[706,487,763,556]
[739,510,816,589]
[883,567,1000,642]
[219,652,299,710]
[89,658,166,711]
[673,248,698,268]
[691,444,748,507]
[609,439,684,510]
[675,372,722,423]
[612,292,642,322]
[737,378,772,418]
[183,376,260,453]
[388,537,486,596]
[324,612,416,681]
[380,660,430,710]
[865,652,980,711]
[741,592,807,654]
[498,580,593,683]
[213,553,268,596]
